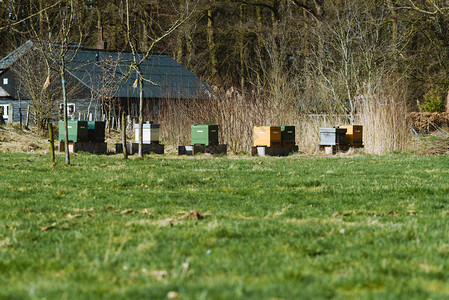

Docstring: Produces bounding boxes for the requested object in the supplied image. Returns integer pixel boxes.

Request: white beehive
[134,123,160,144]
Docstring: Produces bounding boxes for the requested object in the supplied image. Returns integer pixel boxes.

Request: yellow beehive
[338,125,363,146]
[253,126,281,147]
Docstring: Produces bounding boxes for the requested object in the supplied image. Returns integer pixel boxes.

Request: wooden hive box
[253,126,281,147]
[338,125,363,146]
[191,124,219,146]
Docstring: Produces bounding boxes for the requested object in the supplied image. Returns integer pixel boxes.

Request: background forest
[1,0,449,153]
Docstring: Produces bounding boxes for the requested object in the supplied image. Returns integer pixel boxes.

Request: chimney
[96,27,107,50]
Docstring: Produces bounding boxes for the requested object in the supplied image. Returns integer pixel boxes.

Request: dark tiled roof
[0,40,34,69]
[0,41,210,99]
[67,49,209,99]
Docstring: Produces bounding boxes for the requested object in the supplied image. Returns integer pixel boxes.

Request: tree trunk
[256,5,263,90]
[61,63,70,166]
[186,28,194,66]
[446,90,449,113]
[176,33,184,62]
[121,111,128,159]
[141,20,148,52]
[239,4,245,96]
[387,0,398,65]
[39,0,44,38]
[108,98,112,133]
[96,6,101,32]
[26,105,30,128]
[138,73,144,158]
[207,7,218,81]
[19,96,22,130]
[176,0,186,62]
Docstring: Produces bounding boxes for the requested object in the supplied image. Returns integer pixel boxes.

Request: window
[0,105,8,116]
[3,78,8,85]
[59,103,76,117]
[68,104,74,115]
[0,104,9,122]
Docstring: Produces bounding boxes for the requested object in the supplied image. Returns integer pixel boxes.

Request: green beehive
[87,121,106,142]
[191,124,219,146]
[281,125,295,146]
[58,120,88,142]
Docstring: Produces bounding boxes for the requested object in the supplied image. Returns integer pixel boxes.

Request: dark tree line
[2,0,449,112]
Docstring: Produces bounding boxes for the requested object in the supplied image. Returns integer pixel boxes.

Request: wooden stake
[48,122,56,165]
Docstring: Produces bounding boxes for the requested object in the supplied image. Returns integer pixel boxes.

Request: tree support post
[121,111,128,159]
[48,121,55,164]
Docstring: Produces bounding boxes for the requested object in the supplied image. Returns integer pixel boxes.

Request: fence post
[48,122,55,164]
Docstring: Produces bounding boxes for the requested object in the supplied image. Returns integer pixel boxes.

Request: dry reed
[159,87,413,155]
[160,87,357,154]
[358,95,411,154]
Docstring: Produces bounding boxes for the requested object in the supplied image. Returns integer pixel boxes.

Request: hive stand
[115,142,164,155]
[318,144,350,155]
[178,144,227,155]
[59,141,107,154]
[250,145,299,157]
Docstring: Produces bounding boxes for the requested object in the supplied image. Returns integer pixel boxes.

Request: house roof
[0,40,34,70]
[0,40,210,100]
[67,49,210,99]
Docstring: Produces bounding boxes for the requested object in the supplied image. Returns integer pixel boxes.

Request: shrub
[420,87,445,112]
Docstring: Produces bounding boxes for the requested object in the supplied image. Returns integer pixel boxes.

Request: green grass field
[1,152,449,299]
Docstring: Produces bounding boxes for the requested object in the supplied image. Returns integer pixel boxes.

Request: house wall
[0,69,18,98]
[0,99,30,123]
[58,98,103,121]
[0,97,102,124]
[0,66,101,123]
[119,97,162,122]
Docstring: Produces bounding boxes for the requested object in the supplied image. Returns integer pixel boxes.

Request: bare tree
[11,47,81,134]
[124,0,196,157]
[96,54,123,129]
[32,0,83,165]
[303,1,397,118]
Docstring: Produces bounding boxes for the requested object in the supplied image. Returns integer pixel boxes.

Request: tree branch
[0,1,62,31]
[289,0,320,21]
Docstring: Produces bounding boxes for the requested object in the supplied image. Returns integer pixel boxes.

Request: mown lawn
[1,152,449,299]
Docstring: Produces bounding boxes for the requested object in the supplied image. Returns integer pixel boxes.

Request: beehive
[134,123,160,144]
[338,125,363,146]
[319,127,347,146]
[58,120,88,142]
[253,126,281,147]
[281,126,295,146]
[87,121,105,142]
[191,124,219,146]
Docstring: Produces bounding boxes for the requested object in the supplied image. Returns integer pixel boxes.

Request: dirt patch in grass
[179,210,204,220]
